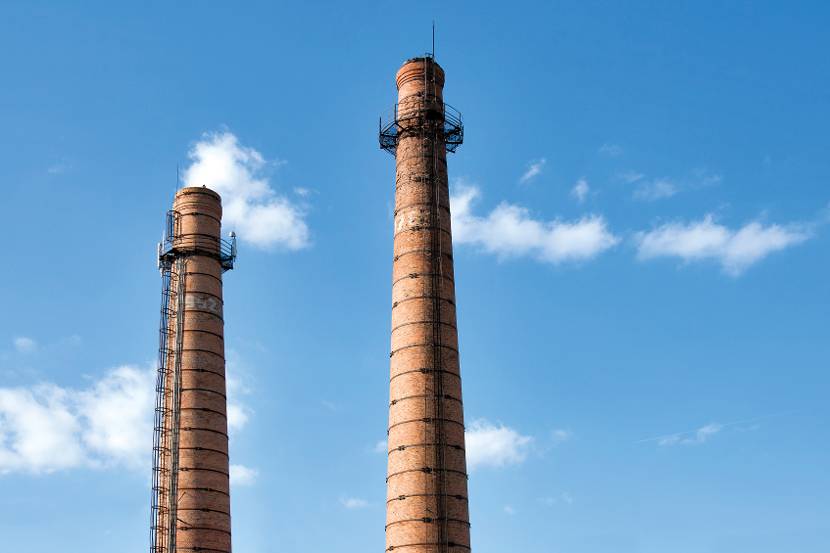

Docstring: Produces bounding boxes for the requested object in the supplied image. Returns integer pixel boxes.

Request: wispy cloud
[225,353,253,436]
[13,337,37,353]
[451,184,619,264]
[539,492,574,506]
[618,171,645,184]
[657,422,723,445]
[634,178,678,201]
[635,214,811,276]
[551,429,572,444]
[230,464,258,486]
[657,423,722,446]
[46,160,71,175]
[638,413,787,447]
[465,419,533,471]
[519,158,546,184]
[630,170,721,201]
[695,169,723,188]
[571,178,590,203]
[340,497,369,509]
[184,131,310,250]
[599,143,623,157]
[372,439,387,454]
[503,505,516,515]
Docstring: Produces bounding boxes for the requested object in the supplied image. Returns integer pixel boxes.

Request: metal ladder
[150,255,187,553]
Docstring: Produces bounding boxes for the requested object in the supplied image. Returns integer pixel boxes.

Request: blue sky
[1,2,829,552]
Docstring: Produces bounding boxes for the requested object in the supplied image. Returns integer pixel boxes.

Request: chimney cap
[175,186,222,200]
[396,57,445,90]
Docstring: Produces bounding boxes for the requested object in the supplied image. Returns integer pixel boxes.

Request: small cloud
[635,214,812,276]
[229,464,258,486]
[539,492,574,506]
[697,171,723,188]
[551,429,572,444]
[226,402,250,435]
[570,179,590,203]
[373,439,388,454]
[618,171,644,184]
[451,184,619,265]
[519,158,546,184]
[634,178,678,201]
[465,419,533,471]
[293,187,312,197]
[503,505,516,515]
[658,423,723,446]
[183,131,310,250]
[47,160,71,175]
[599,143,623,157]
[340,497,369,509]
[639,413,791,447]
[13,337,37,353]
[225,359,252,436]
[321,400,337,412]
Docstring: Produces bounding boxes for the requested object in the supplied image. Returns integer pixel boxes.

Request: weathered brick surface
[156,187,232,553]
[386,58,471,553]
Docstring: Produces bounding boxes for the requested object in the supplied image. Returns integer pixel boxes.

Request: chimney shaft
[152,187,233,553]
[385,57,471,553]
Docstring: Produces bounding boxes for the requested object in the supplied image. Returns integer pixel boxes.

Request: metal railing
[379,99,464,155]
[157,210,237,272]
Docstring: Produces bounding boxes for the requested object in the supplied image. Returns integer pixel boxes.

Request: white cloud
[373,439,388,454]
[76,366,156,469]
[658,423,723,446]
[618,171,644,184]
[184,131,310,250]
[634,178,678,201]
[540,492,575,505]
[698,171,723,187]
[551,429,572,444]
[13,337,37,353]
[0,365,154,474]
[229,464,258,486]
[599,143,623,157]
[340,497,369,509]
[465,419,533,471]
[519,158,546,184]
[451,185,619,264]
[0,385,85,473]
[571,179,590,203]
[0,361,255,475]
[503,505,516,515]
[226,402,250,435]
[225,353,253,436]
[635,214,811,275]
[46,159,71,175]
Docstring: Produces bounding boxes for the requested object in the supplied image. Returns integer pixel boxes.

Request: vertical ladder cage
[149,210,187,553]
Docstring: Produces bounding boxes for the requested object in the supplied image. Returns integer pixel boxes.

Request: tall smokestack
[380,56,470,553]
[151,186,237,553]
